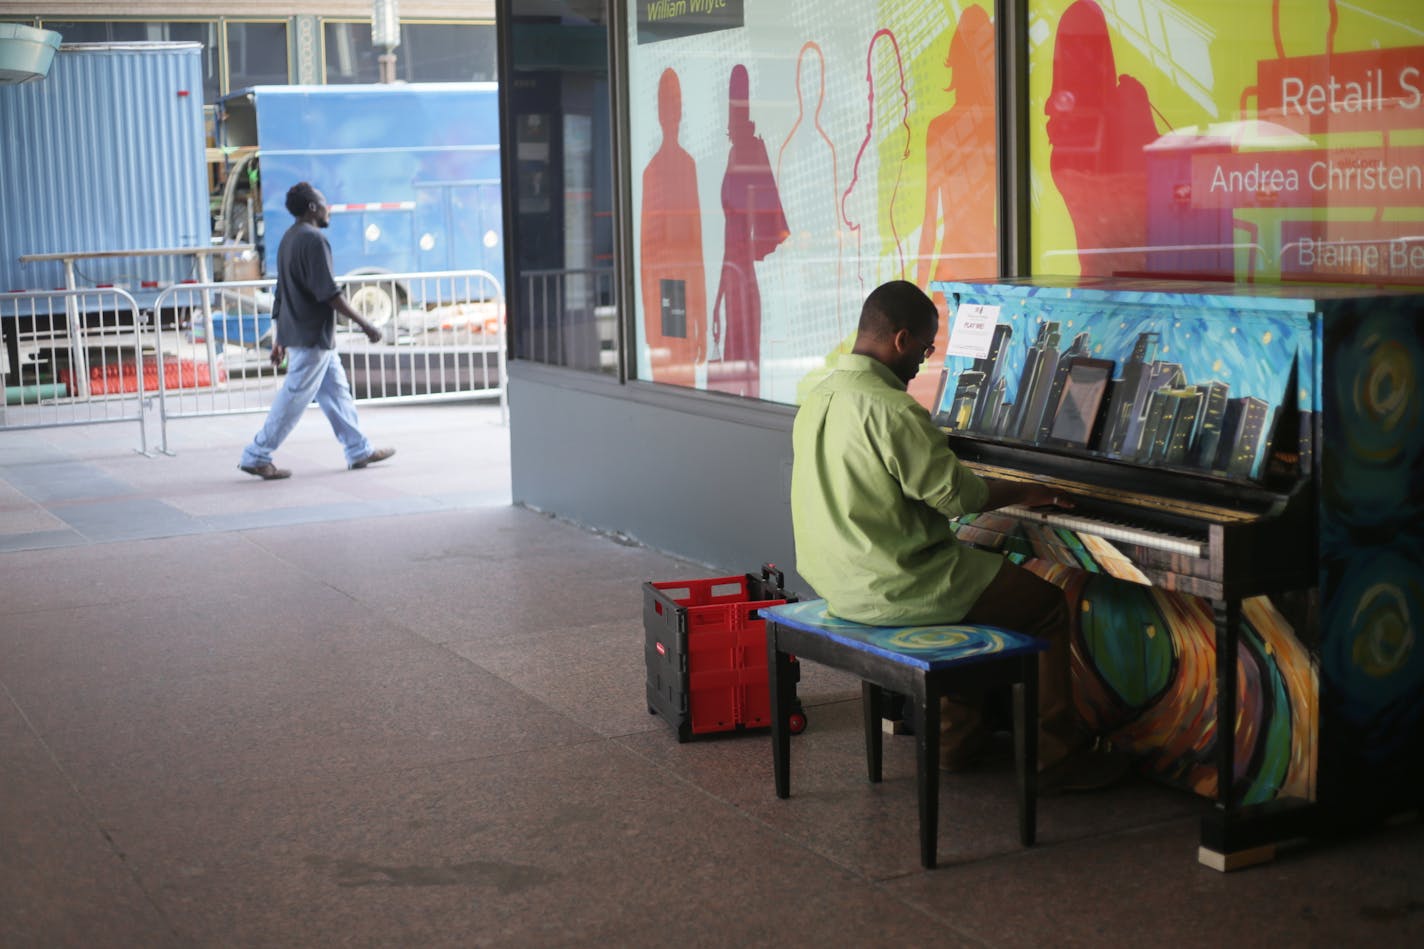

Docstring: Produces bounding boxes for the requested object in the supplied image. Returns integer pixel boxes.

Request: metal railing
[1,269,505,455]
[516,268,617,374]
[150,269,506,452]
[0,287,153,452]
[337,269,507,409]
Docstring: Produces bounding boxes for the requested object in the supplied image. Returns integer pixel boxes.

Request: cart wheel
[788,710,808,735]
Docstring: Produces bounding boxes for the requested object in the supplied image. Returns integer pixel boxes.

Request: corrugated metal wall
[0,42,209,292]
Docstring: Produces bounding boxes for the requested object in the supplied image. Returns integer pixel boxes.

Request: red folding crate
[644,563,806,741]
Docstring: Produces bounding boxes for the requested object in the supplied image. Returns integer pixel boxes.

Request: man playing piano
[790,279,1126,790]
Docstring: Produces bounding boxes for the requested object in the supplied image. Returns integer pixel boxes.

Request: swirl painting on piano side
[1318,298,1424,807]
[955,521,1317,805]
[1065,571,1316,806]
[930,280,1318,483]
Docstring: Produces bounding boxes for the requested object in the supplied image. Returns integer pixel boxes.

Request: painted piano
[929,275,1423,870]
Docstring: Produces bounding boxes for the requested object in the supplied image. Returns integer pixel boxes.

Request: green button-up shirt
[791,353,1003,625]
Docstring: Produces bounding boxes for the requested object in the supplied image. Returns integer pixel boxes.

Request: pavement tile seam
[607,698,1209,881]
[2,679,185,942]
[79,733,623,826]
[0,497,513,553]
[0,529,86,552]
[601,727,941,886]
[299,736,619,787]
[76,746,975,948]
[598,727,1012,912]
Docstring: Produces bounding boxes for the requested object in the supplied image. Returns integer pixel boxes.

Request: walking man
[239,182,394,480]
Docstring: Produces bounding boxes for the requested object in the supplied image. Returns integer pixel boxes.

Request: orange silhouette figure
[913,6,998,409]
[1045,0,1158,276]
[709,64,789,399]
[640,68,707,387]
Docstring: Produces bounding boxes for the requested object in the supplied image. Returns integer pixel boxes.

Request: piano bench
[760,599,1047,869]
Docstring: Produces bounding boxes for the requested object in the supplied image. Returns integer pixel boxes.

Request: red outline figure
[775,42,844,342]
[759,42,847,404]
[842,29,912,298]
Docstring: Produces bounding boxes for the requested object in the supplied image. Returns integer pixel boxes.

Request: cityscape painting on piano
[929,278,1318,483]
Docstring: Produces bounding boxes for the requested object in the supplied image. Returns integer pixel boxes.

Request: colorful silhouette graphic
[912,7,998,408]
[842,29,913,299]
[639,68,708,388]
[760,42,845,403]
[1045,0,1159,276]
[795,29,915,406]
[709,64,789,399]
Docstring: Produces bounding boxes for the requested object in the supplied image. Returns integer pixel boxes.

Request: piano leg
[1198,596,1277,871]
[1214,597,1240,814]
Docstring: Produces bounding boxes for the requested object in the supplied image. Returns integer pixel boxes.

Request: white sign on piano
[946,303,1001,359]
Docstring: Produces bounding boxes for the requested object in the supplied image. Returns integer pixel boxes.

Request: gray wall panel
[509,362,810,593]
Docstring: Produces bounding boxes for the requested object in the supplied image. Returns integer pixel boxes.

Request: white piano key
[996,505,1205,558]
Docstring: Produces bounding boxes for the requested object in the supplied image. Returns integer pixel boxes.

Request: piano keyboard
[995,504,1206,558]
[962,460,1262,524]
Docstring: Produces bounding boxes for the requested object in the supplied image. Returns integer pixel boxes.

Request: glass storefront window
[325,21,496,85]
[624,2,999,407]
[501,7,617,375]
[42,20,220,100]
[1028,0,1424,286]
[405,23,497,82]
[226,21,288,91]
[324,22,378,83]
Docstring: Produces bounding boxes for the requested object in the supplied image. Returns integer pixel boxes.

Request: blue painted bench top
[760,599,1046,672]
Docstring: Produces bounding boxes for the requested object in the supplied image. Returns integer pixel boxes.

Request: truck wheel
[349,283,399,329]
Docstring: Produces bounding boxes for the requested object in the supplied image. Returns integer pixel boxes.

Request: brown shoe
[350,447,395,469]
[239,462,291,481]
[1039,745,1130,794]
[939,727,992,772]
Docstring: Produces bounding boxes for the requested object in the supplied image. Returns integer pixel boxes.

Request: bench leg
[768,625,794,799]
[1015,657,1038,847]
[916,682,940,869]
[863,682,883,783]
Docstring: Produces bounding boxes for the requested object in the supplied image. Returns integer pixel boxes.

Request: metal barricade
[338,269,507,411]
[147,278,284,453]
[0,287,152,452]
[148,269,506,453]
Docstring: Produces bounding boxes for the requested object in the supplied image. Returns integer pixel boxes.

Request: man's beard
[895,353,921,386]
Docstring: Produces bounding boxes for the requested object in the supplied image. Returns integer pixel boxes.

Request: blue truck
[213,83,505,323]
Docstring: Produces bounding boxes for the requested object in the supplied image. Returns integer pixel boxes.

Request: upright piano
[929,276,1424,870]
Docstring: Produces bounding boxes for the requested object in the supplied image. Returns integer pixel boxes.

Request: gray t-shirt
[271,222,342,350]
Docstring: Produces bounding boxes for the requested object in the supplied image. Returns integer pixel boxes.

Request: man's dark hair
[285,181,321,218]
[858,280,937,341]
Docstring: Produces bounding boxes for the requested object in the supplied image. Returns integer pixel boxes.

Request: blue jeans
[240,346,372,468]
